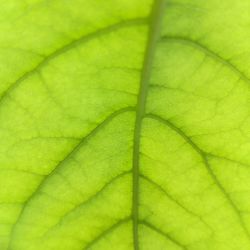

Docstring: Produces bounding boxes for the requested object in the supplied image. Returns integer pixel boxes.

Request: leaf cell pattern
[1,0,250,249]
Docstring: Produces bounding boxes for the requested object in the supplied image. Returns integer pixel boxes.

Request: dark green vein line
[140,221,188,249]
[43,170,131,237]
[83,218,131,250]
[145,113,250,239]
[145,113,204,155]
[0,17,147,105]
[207,153,250,169]
[161,36,250,85]
[7,107,135,250]
[132,1,165,249]
[140,174,209,227]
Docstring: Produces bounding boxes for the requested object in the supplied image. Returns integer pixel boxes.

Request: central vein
[132,0,165,249]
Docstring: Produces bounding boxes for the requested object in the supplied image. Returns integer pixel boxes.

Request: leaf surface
[1,0,250,249]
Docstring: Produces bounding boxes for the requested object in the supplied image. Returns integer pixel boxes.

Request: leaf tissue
[1,0,250,249]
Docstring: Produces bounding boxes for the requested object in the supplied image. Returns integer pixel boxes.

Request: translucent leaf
[1,0,250,249]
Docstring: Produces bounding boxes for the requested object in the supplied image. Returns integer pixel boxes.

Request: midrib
[132,0,165,249]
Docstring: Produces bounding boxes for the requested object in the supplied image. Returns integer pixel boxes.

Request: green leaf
[1,0,250,249]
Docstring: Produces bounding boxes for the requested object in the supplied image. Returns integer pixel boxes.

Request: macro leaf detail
[1,0,250,250]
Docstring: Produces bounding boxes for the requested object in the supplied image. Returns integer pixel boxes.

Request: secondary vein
[132,1,165,249]
[7,107,134,250]
[0,17,147,106]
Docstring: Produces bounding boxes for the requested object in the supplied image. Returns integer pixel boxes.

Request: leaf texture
[1,0,250,249]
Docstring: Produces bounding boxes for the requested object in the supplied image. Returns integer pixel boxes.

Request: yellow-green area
[0,0,250,249]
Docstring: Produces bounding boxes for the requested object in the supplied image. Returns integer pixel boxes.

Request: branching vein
[132,1,165,249]
[0,18,147,106]
[162,36,250,86]
[145,113,250,239]
[7,107,134,250]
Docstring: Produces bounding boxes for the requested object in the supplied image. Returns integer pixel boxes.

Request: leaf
[1,0,250,249]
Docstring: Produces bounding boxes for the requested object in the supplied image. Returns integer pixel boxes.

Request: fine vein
[132,1,165,249]
[0,18,147,106]
[44,171,131,237]
[140,221,188,250]
[145,113,250,239]
[162,36,250,86]
[84,218,131,250]
[7,107,134,250]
